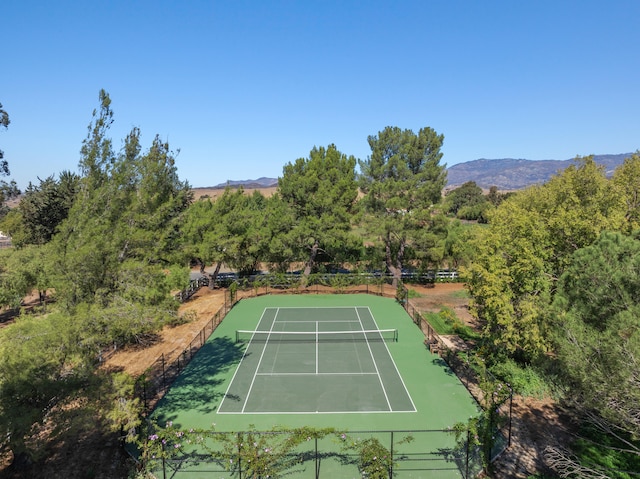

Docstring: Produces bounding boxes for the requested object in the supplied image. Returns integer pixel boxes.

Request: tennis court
[150,294,480,478]
[218,306,414,414]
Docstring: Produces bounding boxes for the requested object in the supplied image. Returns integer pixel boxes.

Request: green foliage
[359,126,447,284]
[0,312,93,463]
[444,181,489,221]
[450,362,511,475]
[0,101,19,210]
[52,91,190,316]
[488,359,550,398]
[424,308,457,335]
[339,433,412,478]
[141,423,339,479]
[0,92,192,465]
[552,231,640,439]
[423,307,479,341]
[406,288,422,298]
[102,372,142,441]
[11,172,80,247]
[465,156,634,362]
[278,144,360,275]
[395,283,408,304]
[0,244,53,309]
[612,153,640,232]
[182,188,270,276]
[571,422,640,479]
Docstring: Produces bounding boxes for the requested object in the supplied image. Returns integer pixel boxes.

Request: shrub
[489,359,550,398]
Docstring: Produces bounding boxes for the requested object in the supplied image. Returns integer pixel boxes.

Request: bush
[489,359,550,398]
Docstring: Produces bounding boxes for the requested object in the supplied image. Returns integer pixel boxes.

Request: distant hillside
[446,153,633,190]
[212,177,278,189]
[205,153,635,193]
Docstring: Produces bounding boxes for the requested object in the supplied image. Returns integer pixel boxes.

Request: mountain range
[213,153,635,192]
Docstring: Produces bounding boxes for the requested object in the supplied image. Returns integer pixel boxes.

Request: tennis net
[235,328,398,343]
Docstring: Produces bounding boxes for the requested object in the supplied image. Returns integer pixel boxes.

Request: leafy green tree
[359,126,447,285]
[0,244,54,309]
[0,208,25,243]
[442,219,478,268]
[278,144,360,275]
[444,181,487,218]
[552,231,640,439]
[532,156,625,277]
[10,172,80,247]
[464,199,552,360]
[53,90,190,321]
[0,312,92,467]
[465,156,627,360]
[612,152,640,233]
[262,193,297,272]
[182,188,269,282]
[0,101,20,216]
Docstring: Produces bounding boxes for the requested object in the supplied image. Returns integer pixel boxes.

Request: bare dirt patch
[104,287,227,377]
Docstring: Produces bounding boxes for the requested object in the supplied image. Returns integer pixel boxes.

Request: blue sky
[2,0,639,189]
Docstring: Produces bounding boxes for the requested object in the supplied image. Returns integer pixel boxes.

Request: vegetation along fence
[402,282,513,466]
[146,428,485,479]
[133,273,509,478]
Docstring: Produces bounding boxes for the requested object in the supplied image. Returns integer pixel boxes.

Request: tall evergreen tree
[359,126,447,285]
[553,231,640,439]
[278,144,360,276]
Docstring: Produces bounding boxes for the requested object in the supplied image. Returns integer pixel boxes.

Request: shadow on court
[153,337,244,425]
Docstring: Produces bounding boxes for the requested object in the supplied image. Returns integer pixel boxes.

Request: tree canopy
[278,144,360,275]
[553,231,640,439]
[359,126,447,284]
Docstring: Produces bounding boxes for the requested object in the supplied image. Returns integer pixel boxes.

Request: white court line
[277,320,360,323]
[355,308,393,411]
[241,308,279,413]
[217,308,271,414]
[315,321,318,374]
[255,372,379,376]
[264,306,366,309]
[361,306,418,413]
[217,409,416,415]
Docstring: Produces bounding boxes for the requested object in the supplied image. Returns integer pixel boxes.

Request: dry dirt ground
[0,283,571,478]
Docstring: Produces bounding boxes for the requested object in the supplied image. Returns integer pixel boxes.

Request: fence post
[315,437,319,479]
[390,430,394,479]
[161,353,166,390]
[162,441,167,479]
[465,427,471,479]
[142,378,147,412]
[237,432,242,479]
[508,393,513,448]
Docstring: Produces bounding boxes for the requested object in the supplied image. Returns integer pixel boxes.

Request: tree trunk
[384,234,405,289]
[303,240,320,277]
[208,262,222,289]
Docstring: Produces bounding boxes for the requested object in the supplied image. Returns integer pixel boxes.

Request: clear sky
[2,0,639,190]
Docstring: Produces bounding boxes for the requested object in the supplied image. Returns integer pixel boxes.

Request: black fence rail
[174,275,210,302]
